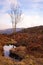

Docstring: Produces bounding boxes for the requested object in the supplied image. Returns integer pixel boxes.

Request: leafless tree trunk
[9,3,22,33]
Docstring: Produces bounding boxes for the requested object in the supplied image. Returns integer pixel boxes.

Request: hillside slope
[0,26,43,57]
[0,26,43,65]
[11,26,43,57]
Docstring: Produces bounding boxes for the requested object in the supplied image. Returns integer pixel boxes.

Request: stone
[10,46,28,59]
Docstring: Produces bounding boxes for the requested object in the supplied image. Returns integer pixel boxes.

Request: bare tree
[10,3,22,33]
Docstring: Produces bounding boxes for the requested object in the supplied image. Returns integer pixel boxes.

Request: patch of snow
[3,45,16,57]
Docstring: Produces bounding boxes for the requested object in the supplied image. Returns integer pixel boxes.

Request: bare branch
[9,1,22,32]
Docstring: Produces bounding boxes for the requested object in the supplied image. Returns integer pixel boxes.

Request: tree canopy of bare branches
[10,1,22,33]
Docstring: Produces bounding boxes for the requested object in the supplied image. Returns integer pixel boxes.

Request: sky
[0,0,43,29]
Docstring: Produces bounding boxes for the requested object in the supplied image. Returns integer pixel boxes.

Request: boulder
[10,46,28,59]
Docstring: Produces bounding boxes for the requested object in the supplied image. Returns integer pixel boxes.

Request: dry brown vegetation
[0,26,43,65]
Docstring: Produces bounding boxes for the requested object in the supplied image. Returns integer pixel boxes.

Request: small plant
[6,39,17,45]
[25,55,30,59]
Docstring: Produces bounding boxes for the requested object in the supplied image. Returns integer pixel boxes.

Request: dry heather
[0,26,43,65]
[0,55,43,65]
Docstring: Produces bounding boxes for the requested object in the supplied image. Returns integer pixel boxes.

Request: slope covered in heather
[0,26,43,65]
[11,26,43,57]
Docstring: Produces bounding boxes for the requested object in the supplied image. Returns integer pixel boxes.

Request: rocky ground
[0,26,43,65]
